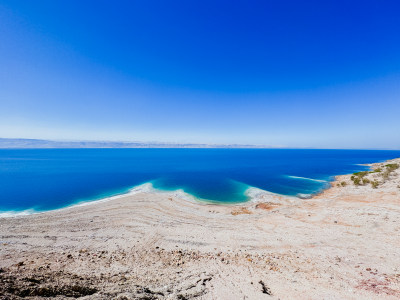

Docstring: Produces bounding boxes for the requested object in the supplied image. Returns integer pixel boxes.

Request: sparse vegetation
[382,163,399,181]
[340,181,347,187]
[353,171,368,178]
[349,163,398,187]
[352,177,361,185]
[362,178,370,185]
[385,163,399,171]
[371,180,380,189]
[351,171,368,186]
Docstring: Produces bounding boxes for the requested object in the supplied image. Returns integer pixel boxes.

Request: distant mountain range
[0,138,271,149]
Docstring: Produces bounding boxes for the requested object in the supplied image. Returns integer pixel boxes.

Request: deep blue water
[0,149,399,213]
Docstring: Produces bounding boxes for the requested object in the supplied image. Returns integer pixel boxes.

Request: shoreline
[0,160,378,218]
[1,158,399,299]
[0,182,246,218]
[314,157,400,200]
[0,183,285,218]
[0,181,319,218]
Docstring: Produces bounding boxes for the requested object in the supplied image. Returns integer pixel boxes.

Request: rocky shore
[1,158,399,299]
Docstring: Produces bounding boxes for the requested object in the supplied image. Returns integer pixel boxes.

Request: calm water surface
[0,149,399,213]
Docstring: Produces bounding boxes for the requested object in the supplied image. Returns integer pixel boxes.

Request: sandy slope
[0,159,399,299]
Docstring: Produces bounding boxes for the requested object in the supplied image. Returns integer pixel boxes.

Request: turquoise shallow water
[0,149,399,214]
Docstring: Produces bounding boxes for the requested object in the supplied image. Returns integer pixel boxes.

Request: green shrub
[385,163,399,171]
[362,178,370,185]
[340,181,347,187]
[371,180,379,189]
[353,171,368,178]
[353,177,361,185]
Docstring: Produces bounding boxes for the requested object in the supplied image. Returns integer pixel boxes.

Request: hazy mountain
[0,138,270,149]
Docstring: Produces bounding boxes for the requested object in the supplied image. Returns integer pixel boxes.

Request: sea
[0,148,399,216]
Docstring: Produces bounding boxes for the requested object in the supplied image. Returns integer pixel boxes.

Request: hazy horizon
[1,1,399,149]
[1,137,400,150]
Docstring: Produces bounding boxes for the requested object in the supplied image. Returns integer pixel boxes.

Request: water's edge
[0,179,328,218]
[0,158,391,218]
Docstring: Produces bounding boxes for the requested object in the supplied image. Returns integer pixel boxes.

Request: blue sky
[0,0,399,148]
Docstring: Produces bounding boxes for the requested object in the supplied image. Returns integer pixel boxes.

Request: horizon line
[0,138,399,151]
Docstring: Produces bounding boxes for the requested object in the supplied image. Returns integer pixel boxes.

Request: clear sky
[0,1,399,148]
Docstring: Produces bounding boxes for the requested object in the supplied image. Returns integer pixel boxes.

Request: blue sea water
[0,149,399,214]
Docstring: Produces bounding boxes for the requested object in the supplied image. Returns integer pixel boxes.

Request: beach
[1,158,399,299]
